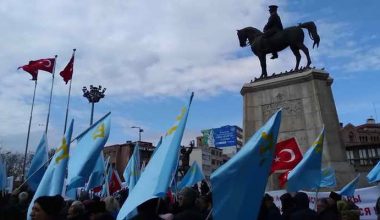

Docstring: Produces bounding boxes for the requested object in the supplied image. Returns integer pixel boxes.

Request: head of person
[263,193,274,208]
[30,195,64,220]
[269,5,278,15]
[18,191,29,205]
[280,193,294,212]
[67,201,85,219]
[317,198,329,214]
[293,192,310,210]
[178,187,198,209]
[329,191,342,202]
[103,196,120,214]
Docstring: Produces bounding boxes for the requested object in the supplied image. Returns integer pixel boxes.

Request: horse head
[237,29,248,47]
[237,27,263,47]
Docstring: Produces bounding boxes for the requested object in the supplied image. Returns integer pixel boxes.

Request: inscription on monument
[263,99,303,119]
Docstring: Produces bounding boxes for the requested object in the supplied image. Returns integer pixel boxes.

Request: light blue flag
[117,93,194,220]
[211,110,281,220]
[123,143,141,190]
[319,167,336,188]
[152,136,163,156]
[177,161,205,190]
[0,156,7,191]
[86,153,106,190]
[27,120,73,220]
[367,160,380,183]
[339,174,360,196]
[66,113,111,198]
[287,128,325,192]
[27,133,49,191]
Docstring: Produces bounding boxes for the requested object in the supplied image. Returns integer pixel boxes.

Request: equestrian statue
[237,5,320,78]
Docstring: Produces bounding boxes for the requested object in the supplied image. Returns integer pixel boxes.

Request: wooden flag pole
[22,80,38,182]
[45,55,58,134]
[63,49,76,134]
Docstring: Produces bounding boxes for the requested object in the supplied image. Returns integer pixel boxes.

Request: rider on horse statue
[263,5,283,60]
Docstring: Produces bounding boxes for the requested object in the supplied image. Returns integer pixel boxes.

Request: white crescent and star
[277,148,296,163]
[38,60,51,67]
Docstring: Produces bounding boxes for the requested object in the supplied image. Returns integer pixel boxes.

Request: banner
[201,125,237,148]
[267,185,380,220]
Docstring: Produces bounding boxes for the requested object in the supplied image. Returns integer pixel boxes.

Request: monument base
[241,69,356,190]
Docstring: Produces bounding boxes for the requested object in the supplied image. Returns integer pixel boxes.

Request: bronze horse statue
[237,22,320,78]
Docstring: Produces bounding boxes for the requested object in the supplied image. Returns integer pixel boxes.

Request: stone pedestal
[241,69,354,190]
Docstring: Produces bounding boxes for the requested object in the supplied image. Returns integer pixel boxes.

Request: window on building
[359,149,368,165]
[349,132,354,142]
[377,148,380,157]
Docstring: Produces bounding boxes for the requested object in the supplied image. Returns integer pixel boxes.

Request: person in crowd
[197,193,212,220]
[67,200,87,220]
[133,198,168,220]
[280,193,295,220]
[257,193,282,220]
[30,195,65,220]
[337,200,360,220]
[200,180,210,196]
[290,192,318,220]
[375,196,380,220]
[173,187,203,220]
[103,196,120,218]
[316,197,341,220]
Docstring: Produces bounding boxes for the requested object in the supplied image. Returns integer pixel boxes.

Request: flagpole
[63,49,76,134]
[45,55,58,134]
[22,80,38,182]
[314,187,320,211]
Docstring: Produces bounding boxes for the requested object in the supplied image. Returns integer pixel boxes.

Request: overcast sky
[1,0,379,153]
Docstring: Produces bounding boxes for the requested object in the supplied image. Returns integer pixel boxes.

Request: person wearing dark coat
[30,195,66,220]
[280,193,295,220]
[263,5,284,60]
[290,192,318,220]
[174,187,203,220]
[257,194,282,220]
[317,198,341,220]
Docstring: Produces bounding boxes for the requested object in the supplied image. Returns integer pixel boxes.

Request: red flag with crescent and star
[270,137,303,174]
[59,53,74,84]
[18,58,56,80]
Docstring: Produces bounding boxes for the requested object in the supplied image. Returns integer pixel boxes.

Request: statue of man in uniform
[263,5,283,59]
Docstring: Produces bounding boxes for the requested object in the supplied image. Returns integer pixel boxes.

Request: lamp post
[131,126,144,142]
[82,85,106,125]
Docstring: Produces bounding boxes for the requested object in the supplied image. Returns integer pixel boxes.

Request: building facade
[189,146,224,180]
[103,141,155,180]
[341,118,380,172]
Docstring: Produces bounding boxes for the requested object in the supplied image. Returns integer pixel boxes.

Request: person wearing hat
[30,195,65,220]
[263,5,284,59]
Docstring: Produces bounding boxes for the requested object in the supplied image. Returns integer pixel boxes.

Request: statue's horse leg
[299,43,311,67]
[258,54,267,78]
[290,46,301,71]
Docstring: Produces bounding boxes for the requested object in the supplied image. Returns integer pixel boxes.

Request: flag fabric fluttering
[18,58,56,80]
[271,137,303,173]
[211,110,282,220]
[123,143,141,190]
[319,167,337,188]
[66,113,111,198]
[286,128,325,192]
[0,156,7,191]
[339,174,360,196]
[27,120,73,220]
[109,169,122,195]
[86,153,106,191]
[27,133,49,191]
[367,160,380,183]
[177,161,205,190]
[59,53,75,84]
[152,136,163,156]
[117,93,194,220]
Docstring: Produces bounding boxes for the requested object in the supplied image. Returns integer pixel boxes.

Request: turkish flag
[109,170,122,194]
[270,137,303,173]
[18,58,56,80]
[30,58,55,73]
[59,54,74,84]
[18,62,38,80]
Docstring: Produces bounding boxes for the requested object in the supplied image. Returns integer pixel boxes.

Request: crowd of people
[0,182,380,220]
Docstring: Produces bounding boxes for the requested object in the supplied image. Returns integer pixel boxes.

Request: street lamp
[82,85,106,125]
[131,126,144,142]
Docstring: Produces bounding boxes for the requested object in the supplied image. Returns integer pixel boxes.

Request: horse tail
[299,21,320,48]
